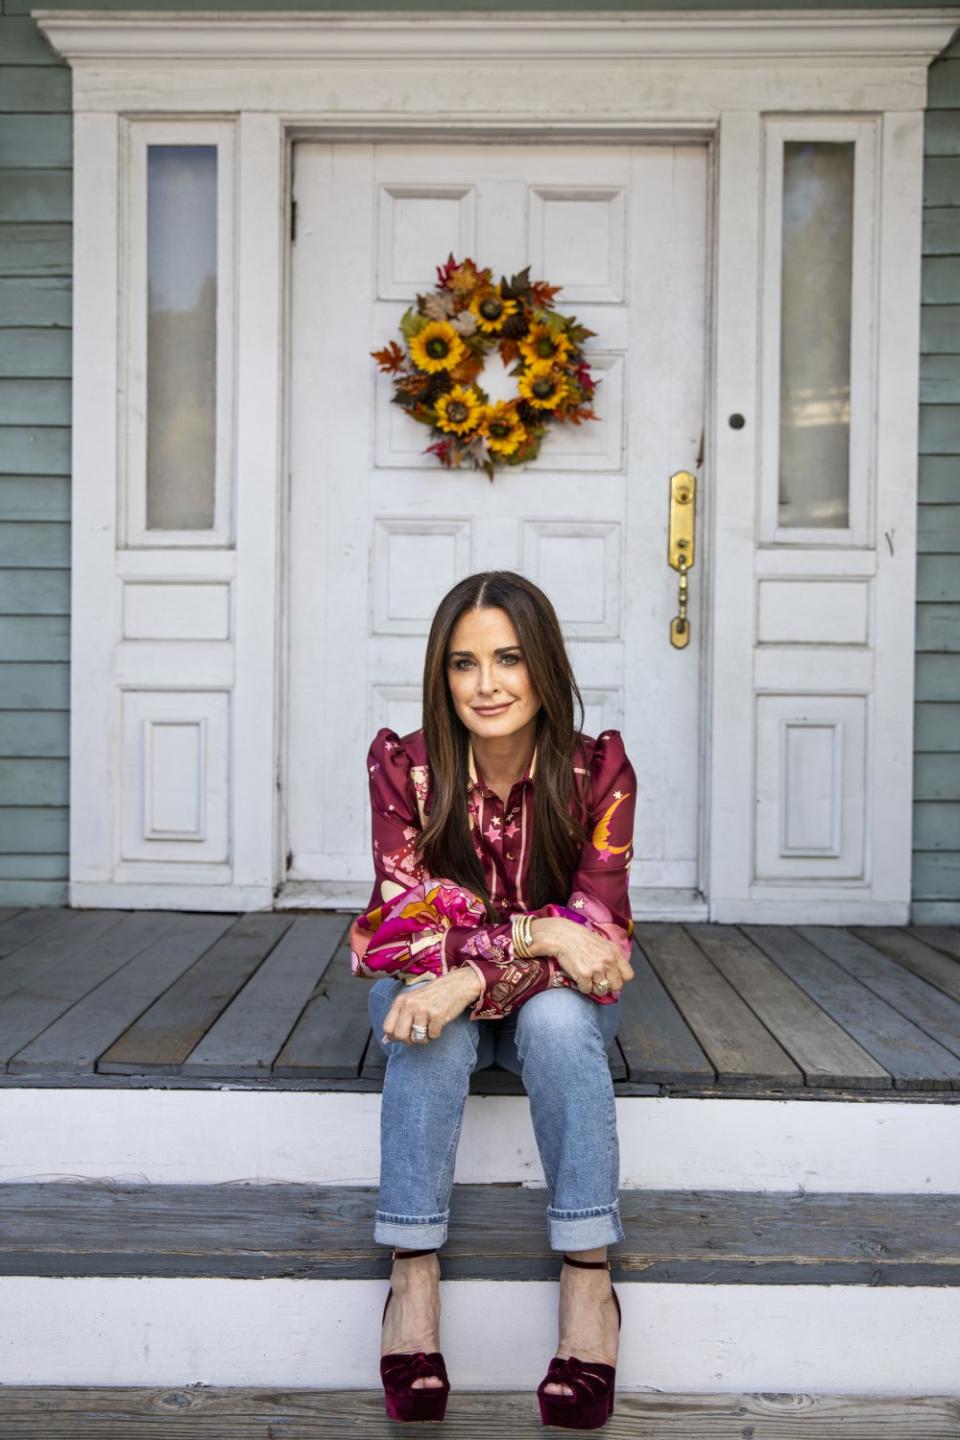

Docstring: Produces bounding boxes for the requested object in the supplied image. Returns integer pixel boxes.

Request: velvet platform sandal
[537,1254,622,1431]
[380,1246,451,1423]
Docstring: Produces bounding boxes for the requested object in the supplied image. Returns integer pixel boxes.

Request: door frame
[39,9,960,921]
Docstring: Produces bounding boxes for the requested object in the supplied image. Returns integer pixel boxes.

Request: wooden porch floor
[0,907,959,1097]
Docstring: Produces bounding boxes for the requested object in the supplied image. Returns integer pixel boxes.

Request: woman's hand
[381,967,483,1046]
[529,916,634,997]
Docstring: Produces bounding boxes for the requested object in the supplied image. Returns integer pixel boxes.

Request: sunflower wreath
[371,252,600,482]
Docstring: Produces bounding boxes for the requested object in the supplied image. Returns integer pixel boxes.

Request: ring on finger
[410,1021,429,1042]
[593,976,611,994]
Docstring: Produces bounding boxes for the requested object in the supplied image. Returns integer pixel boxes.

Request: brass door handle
[668,470,696,649]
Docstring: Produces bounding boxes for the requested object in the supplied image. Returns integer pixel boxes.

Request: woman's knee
[514,986,602,1058]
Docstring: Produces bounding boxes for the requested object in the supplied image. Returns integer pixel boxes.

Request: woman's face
[446,605,541,742]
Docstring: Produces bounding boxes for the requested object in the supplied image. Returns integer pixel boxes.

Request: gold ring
[594,978,610,993]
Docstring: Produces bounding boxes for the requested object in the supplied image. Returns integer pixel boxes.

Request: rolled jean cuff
[374,1210,448,1251]
[547,1201,624,1252]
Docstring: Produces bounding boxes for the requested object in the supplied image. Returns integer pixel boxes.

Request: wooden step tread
[0,1386,956,1437]
[2,1182,957,1285]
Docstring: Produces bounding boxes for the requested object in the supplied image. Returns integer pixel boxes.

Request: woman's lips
[473,702,512,715]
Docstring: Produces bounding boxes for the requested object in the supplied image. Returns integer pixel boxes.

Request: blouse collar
[467,734,538,794]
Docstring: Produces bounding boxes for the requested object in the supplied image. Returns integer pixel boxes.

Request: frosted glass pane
[779,141,854,529]
[146,145,217,530]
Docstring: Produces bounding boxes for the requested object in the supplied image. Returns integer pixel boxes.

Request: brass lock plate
[668,470,696,572]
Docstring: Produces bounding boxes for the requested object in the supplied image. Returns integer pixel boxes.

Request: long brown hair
[416,572,590,921]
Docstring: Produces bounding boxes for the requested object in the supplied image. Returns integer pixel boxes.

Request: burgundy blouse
[349,726,637,1020]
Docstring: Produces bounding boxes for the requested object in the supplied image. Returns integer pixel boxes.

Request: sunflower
[518,322,573,367]
[409,321,467,374]
[434,385,484,435]
[518,362,570,410]
[479,402,528,457]
[468,287,520,335]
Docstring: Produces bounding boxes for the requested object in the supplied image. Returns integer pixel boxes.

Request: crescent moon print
[591,792,632,860]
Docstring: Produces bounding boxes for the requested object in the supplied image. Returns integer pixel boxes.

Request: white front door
[285,140,708,914]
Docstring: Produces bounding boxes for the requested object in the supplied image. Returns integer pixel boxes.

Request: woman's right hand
[529,916,634,996]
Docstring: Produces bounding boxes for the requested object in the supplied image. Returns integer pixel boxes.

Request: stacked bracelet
[511,911,535,959]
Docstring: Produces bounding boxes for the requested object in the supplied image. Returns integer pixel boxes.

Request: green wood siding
[0,0,958,917]
[0,4,70,905]
[917,33,960,923]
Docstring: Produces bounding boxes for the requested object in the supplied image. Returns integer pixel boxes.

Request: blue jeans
[367,975,624,1252]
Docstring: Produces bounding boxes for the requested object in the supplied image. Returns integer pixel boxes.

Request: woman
[349,570,637,1430]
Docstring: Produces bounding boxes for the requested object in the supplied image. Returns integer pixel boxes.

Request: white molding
[33,10,960,63]
[35,10,960,115]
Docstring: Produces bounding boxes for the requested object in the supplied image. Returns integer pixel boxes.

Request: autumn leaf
[530,279,562,308]
[370,340,407,374]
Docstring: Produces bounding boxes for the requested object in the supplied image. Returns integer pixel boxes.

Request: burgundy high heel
[380,1246,450,1423]
[537,1253,622,1431]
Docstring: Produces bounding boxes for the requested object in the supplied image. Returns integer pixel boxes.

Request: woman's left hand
[381,967,483,1045]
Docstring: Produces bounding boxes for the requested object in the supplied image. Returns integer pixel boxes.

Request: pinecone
[501,312,529,340]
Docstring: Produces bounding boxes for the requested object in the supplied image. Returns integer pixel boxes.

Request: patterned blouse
[349,726,637,1020]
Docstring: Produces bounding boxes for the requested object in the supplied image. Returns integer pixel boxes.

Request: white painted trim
[2,1277,958,1391]
[2,1090,958,1192]
[32,10,960,63]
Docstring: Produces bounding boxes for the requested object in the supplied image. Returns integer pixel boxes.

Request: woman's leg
[368,975,496,1249]
[497,987,624,1251]
[496,990,623,1397]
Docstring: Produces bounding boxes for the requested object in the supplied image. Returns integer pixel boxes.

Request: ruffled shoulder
[366,728,430,825]
[585,729,633,812]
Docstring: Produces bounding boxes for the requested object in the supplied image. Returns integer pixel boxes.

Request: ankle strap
[562,1254,612,1270]
[391,1247,438,1260]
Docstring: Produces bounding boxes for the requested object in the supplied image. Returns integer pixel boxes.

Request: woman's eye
[500,653,521,666]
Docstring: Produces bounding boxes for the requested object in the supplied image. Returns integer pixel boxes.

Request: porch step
[3,1182,959,1286]
[0,1182,958,1392]
[0,1387,956,1437]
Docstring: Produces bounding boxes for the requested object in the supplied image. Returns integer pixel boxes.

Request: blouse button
[506,852,515,862]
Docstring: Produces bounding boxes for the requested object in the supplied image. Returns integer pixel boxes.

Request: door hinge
[290,198,298,242]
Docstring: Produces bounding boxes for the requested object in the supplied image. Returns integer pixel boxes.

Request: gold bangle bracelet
[512,912,534,959]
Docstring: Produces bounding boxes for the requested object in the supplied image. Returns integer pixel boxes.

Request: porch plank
[633,923,803,1087]
[181,913,349,1078]
[0,1389,954,1440]
[0,911,186,1070]
[0,907,129,992]
[614,939,715,1086]
[7,914,235,1075]
[687,924,890,1089]
[1,1181,958,1287]
[907,925,960,964]
[854,926,960,1005]
[796,926,960,1081]
[273,932,372,1080]
[743,927,960,1091]
[98,913,298,1075]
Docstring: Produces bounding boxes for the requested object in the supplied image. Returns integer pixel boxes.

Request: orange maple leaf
[370,340,408,374]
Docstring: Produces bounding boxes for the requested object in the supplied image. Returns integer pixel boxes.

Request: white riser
[1,1278,957,1393]
[1,1090,958,1191]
